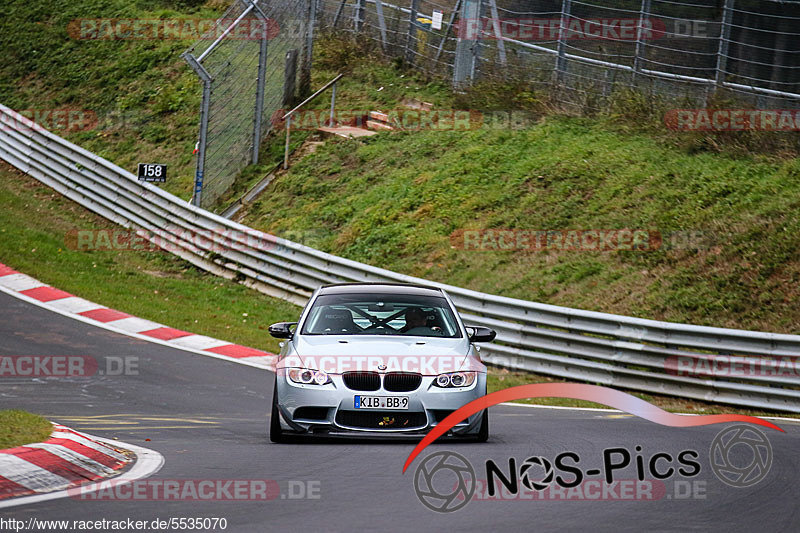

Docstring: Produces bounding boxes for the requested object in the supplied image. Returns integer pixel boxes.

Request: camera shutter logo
[413,451,476,513]
[519,456,554,491]
[710,424,772,488]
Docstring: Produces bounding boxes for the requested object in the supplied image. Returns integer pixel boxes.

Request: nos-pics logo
[413,424,773,513]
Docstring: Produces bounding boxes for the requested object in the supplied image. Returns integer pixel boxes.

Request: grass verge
[0,410,53,449]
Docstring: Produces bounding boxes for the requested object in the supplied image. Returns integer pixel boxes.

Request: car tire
[269,380,285,443]
[475,409,489,442]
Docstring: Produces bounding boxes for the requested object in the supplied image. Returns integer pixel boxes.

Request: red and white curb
[0,262,277,371]
[0,424,164,508]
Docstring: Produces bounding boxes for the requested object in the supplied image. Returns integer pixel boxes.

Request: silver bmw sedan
[268,283,496,442]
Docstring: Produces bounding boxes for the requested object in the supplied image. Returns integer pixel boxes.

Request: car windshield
[301,292,462,337]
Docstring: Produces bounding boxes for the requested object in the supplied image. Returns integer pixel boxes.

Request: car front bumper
[275,372,487,438]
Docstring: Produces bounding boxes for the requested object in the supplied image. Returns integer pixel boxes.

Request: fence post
[434,0,462,64]
[329,82,337,126]
[284,115,292,170]
[283,49,299,108]
[354,0,365,32]
[194,80,211,207]
[405,0,420,65]
[487,0,506,67]
[715,0,734,88]
[182,52,212,208]
[555,0,572,83]
[374,0,388,51]
[299,0,316,98]
[632,0,651,84]
[453,0,482,88]
[252,16,269,165]
[333,0,346,27]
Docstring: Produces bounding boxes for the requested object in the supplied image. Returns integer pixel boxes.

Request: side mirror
[467,326,496,343]
[269,322,297,339]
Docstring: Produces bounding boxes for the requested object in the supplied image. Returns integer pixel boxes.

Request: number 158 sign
[138,163,167,183]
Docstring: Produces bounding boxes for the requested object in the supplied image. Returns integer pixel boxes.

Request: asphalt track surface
[1,290,799,532]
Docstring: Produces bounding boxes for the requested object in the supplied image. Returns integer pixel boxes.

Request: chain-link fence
[183,0,313,210]
[317,0,800,110]
[183,0,798,209]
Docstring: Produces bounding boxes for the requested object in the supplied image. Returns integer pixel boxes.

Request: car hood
[278,335,483,375]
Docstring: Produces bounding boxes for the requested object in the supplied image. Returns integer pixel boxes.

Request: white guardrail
[2,103,800,412]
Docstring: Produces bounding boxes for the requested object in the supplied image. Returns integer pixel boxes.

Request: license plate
[354,395,409,410]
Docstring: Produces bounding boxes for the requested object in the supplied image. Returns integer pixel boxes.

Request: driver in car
[401,307,442,335]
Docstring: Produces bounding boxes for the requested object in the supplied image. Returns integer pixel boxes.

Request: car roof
[318,282,445,297]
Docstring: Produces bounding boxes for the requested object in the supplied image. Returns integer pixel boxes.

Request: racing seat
[424,309,445,331]
[318,308,359,334]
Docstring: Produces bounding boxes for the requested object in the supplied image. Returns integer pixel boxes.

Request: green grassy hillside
[243,82,800,332]
[1,0,218,198]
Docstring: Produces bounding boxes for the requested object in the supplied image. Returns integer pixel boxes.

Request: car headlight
[433,371,476,388]
[288,368,331,385]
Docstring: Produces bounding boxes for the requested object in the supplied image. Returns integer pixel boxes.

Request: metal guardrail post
[284,115,292,170]
[632,0,651,84]
[252,13,269,165]
[405,0,420,65]
[333,0,346,27]
[195,81,211,207]
[355,0,365,32]
[453,0,481,88]
[555,0,572,84]
[374,0,388,51]
[715,0,735,87]
[283,49,299,108]
[329,82,337,126]
[487,0,506,66]
[182,52,212,208]
[299,0,317,98]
